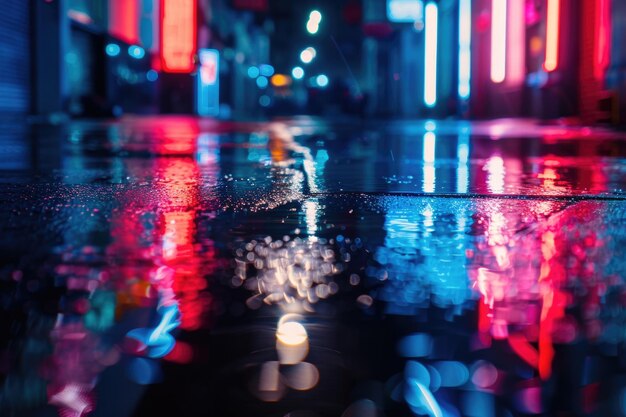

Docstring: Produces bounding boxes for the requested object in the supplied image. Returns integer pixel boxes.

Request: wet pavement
[0,116,625,417]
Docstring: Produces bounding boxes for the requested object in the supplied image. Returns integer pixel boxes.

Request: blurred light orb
[300,47,316,64]
[292,66,305,79]
[259,95,271,107]
[248,66,260,78]
[316,74,329,87]
[307,20,319,34]
[260,64,275,77]
[309,10,322,23]
[146,70,159,82]
[277,321,308,346]
[256,76,269,88]
[105,43,120,57]
[128,45,145,59]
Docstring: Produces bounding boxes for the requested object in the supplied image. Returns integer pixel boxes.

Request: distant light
[105,43,121,57]
[424,2,438,107]
[387,0,424,23]
[491,0,507,82]
[309,10,322,23]
[259,95,271,107]
[128,45,145,59]
[277,321,308,346]
[507,0,526,85]
[458,0,471,99]
[307,20,320,34]
[146,70,159,82]
[300,47,316,64]
[256,76,268,88]
[316,74,329,87]
[292,66,305,79]
[271,74,291,87]
[247,66,260,78]
[425,120,436,132]
[259,64,275,77]
[544,0,560,72]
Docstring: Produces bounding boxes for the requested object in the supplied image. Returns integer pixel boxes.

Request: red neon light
[161,0,197,73]
[544,0,560,72]
[594,0,611,80]
[109,0,139,44]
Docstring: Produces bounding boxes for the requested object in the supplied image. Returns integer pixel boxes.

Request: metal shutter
[0,1,30,114]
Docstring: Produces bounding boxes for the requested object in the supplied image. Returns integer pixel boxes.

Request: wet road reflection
[0,117,624,416]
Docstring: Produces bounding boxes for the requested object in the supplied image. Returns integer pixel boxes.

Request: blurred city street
[2,0,626,415]
[0,116,624,416]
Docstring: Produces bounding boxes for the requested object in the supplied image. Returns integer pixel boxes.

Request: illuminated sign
[197,49,220,116]
[160,0,197,73]
[387,0,423,23]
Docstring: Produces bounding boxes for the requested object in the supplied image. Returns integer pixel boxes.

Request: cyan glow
[247,66,260,78]
[128,45,145,59]
[387,0,424,23]
[259,64,275,77]
[458,0,472,99]
[292,66,305,79]
[424,3,438,107]
[105,43,121,57]
[316,74,329,87]
[256,76,269,88]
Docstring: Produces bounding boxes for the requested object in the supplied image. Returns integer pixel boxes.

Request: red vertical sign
[160,0,197,73]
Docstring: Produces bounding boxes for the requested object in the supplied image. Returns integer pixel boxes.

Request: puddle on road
[0,118,624,416]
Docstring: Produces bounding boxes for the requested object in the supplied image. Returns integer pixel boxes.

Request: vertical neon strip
[507,0,526,85]
[458,0,472,99]
[544,0,560,72]
[594,0,611,80]
[424,2,438,107]
[490,0,507,83]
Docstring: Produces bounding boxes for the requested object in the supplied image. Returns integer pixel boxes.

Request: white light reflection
[456,128,470,194]
[303,199,320,237]
[423,131,436,193]
[485,156,505,194]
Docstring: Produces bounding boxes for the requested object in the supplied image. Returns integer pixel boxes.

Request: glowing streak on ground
[507,0,526,85]
[458,0,472,99]
[490,0,507,83]
[424,3,438,107]
[423,131,436,193]
[544,0,560,72]
[457,130,469,193]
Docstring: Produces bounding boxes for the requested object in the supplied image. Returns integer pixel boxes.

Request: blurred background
[1,0,624,123]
